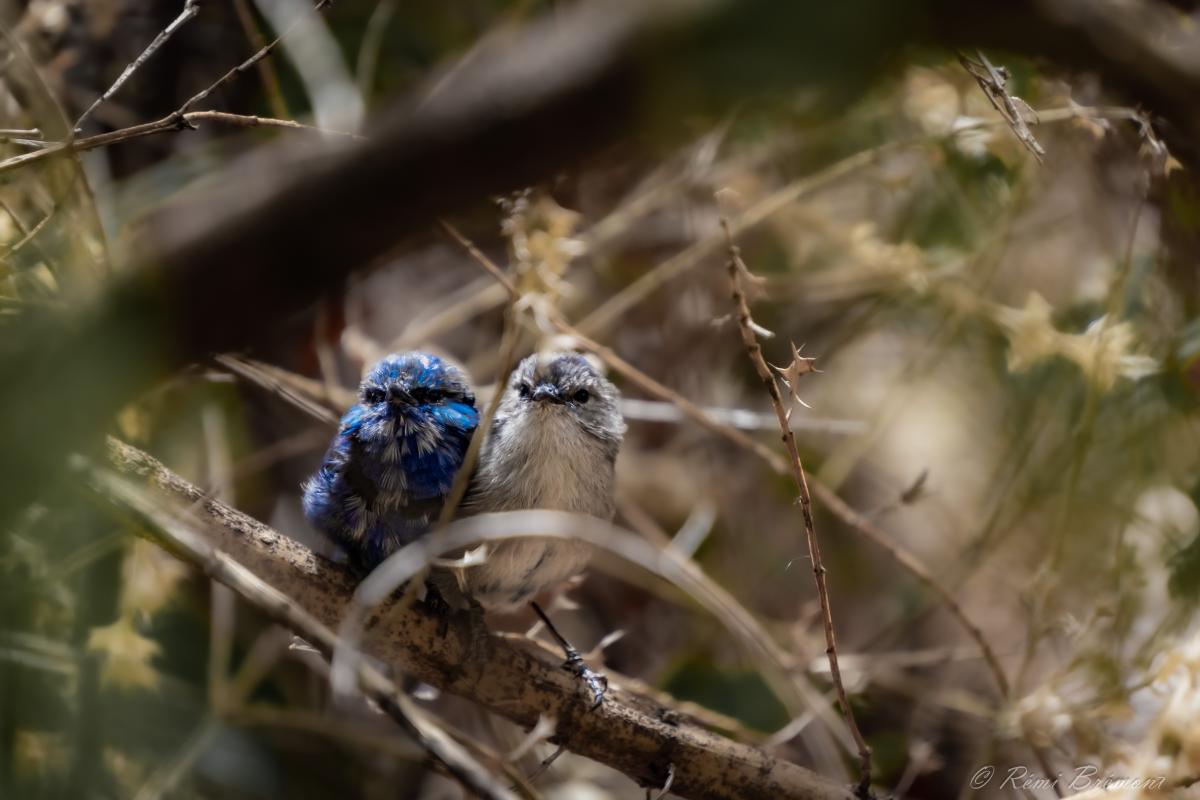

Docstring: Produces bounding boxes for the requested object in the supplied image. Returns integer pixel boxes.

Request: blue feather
[302,353,478,571]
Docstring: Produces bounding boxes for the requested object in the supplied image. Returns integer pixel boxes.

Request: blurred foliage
[661,658,789,734]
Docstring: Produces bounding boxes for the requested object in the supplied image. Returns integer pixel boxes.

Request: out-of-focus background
[2,1,1200,798]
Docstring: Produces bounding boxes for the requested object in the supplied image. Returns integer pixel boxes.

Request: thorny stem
[441,216,1012,706]
[719,216,873,798]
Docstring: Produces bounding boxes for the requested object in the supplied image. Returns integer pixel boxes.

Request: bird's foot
[421,583,454,638]
[562,647,608,709]
[531,601,607,709]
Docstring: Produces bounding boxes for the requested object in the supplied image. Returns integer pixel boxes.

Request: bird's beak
[386,384,414,405]
[531,384,563,404]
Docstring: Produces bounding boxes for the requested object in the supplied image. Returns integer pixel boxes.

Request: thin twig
[0,111,363,179]
[619,398,866,435]
[177,0,336,115]
[958,50,1045,163]
[76,0,204,129]
[0,199,30,239]
[806,486,1010,698]
[405,274,523,612]
[575,102,1140,339]
[434,300,521,531]
[719,215,873,798]
[439,220,787,467]
[577,143,902,336]
[215,354,340,424]
[232,0,292,120]
[391,281,511,352]
[132,719,218,800]
[0,0,347,179]
[0,128,42,139]
[187,109,361,137]
[524,745,565,784]
[2,202,54,255]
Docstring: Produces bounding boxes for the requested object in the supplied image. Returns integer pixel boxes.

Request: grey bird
[460,350,625,705]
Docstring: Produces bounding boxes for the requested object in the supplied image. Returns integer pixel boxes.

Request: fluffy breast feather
[460,407,616,610]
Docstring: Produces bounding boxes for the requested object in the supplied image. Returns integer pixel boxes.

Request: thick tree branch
[99,438,854,800]
[82,455,517,800]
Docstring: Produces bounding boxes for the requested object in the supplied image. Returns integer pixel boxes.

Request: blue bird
[303,352,478,572]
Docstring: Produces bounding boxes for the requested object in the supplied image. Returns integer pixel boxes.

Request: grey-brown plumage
[461,351,625,611]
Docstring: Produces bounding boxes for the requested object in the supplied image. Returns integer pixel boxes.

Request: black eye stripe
[415,386,462,402]
[364,385,472,404]
[412,387,473,404]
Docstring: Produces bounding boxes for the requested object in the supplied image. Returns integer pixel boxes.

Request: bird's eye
[572,389,590,403]
[518,382,532,399]
[413,387,444,404]
[363,388,384,403]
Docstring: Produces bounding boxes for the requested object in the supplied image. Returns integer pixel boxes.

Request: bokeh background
[2,1,1200,798]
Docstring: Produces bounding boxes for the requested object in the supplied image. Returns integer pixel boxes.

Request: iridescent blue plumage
[303,353,478,571]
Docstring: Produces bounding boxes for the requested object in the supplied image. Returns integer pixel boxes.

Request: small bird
[464,351,625,608]
[462,351,625,704]
[303,352,479,572]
